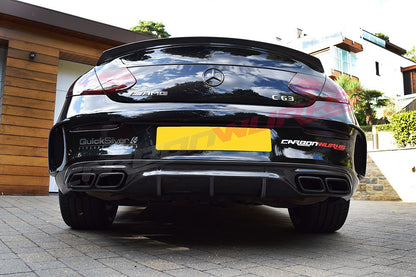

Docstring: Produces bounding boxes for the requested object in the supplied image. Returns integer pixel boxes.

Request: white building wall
[288,30,416,98]
[356,40,415,98]
[313,48,336,76]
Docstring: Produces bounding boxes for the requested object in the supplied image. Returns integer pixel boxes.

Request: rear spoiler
[97,37,324,73]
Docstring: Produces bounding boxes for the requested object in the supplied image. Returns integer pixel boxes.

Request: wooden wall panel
[3,86,56,102]
[0,125,50,138]
[0,24,107,61]
[0,145,47,157]
[0,175,49,186]
[3,95,55,110]
[5,68,57,84]
[1,115,53,129]
[0,154,48,167]
[6,57,58,74]
[0,135,47,148]
[0,165,47,176]
[7,39,59,56]
[7,48,59,66]
[0,15,122,195]
[5,76,57,93]
[0,35,57,195]
[1,105,54,120]
[0,184,48,195]
[0,40,57,195]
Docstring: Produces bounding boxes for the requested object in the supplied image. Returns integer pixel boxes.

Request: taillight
[69,61,136,96]
[69,69,101,96]
[288,73,325,99]
[319,77,349,103]
[95,63,137,94]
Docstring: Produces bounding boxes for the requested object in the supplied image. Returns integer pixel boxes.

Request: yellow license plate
[156,126,271,152]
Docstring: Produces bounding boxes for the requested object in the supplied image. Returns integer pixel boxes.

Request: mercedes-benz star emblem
[202,68,224,87]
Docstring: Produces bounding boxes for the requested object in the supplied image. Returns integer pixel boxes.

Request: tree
[405,46,416,62]
[130,21,170,38]
[335,74,362,107]
[335,74,388,125]
[375,33,389,42]
[355,90,389,125]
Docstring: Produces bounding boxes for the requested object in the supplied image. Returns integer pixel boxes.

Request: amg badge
[130,91,168,96]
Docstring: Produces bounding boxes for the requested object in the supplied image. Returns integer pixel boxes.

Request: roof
[1,0,154,44]
[361,29,406,56]
[402,65,416,72]
[385,41,407,56]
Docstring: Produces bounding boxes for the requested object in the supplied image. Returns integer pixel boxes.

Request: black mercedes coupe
[49,37,366,232]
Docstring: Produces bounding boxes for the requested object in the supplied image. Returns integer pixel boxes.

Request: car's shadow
[86,203,341,250]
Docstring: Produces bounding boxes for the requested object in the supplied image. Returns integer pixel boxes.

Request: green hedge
[390,111,416,147]
[360,124,392,132]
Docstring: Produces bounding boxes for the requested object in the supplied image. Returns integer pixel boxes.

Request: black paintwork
[112,65,314,107]
[49,38,366,207]
[97,37,324,73]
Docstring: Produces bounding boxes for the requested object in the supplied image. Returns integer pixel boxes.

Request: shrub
[355,110,367,126]
[390,111,416,147]
[360,124,392,132]
[376,124,393,132]
[360,125,372,132]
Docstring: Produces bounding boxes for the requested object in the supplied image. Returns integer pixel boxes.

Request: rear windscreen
[121,46,305,71]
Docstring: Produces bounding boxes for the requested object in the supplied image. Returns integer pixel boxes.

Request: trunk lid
[98,39,326,107]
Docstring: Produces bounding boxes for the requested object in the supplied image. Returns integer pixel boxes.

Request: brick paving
[1,195,416,276]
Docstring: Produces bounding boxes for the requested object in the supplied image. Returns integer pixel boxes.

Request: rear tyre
[288,198,350,233]
[59,191,118,230]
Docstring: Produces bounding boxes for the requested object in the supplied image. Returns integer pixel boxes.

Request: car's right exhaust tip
[325,177,351,194]
[297,175,351,194]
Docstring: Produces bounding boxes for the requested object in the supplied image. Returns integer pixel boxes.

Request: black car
[49,37,366,232]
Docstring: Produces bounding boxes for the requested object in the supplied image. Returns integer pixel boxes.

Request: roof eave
[1,0,154,43]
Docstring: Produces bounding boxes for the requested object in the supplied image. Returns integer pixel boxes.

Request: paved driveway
[0,196,415,276]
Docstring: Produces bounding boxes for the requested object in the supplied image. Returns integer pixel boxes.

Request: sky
[19,0,416,51]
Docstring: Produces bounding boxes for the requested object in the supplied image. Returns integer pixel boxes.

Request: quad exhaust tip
[325,177,350,194]
[297,176,350,194]
[68,173,95,188]
[297,176,325,193]
[95,172,125,189]
[68,172,125,189]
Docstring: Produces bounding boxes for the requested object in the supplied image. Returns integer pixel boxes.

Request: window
[403,71,415,95]
[335,47,356,76]
[375,61,380,76]
[361,30,386,48]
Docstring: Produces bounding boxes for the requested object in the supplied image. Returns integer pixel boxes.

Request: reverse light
[288,73,325,99]
[69,61,136,96]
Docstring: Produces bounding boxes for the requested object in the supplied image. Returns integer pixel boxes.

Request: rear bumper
[49,101,366,207]
[54,159,358,207]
